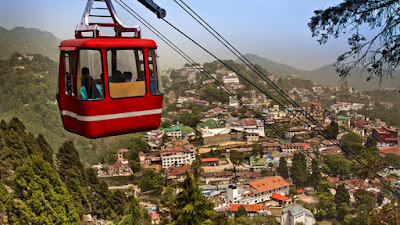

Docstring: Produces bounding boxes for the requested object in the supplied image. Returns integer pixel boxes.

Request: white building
[222,73,239,84]
[161,146,195,169]
[239,118,265,137]
[197,119,230,138]
[281,204,315,225]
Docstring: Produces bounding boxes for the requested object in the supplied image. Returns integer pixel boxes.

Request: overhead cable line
[166,0,400,196]
[116,0,399,196]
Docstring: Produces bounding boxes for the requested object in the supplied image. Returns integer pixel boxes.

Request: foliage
[309,159,322,190]
[359,102,400,127]
[315,192,336,221]
[230,150,245,166]
[11,155,80,224]
[290,153,308,188]
[309,0,400,80]
[119,195,146,225]
[289,187,298,197]
[322,154,352,178]
[370,202,400,225]
[235,205,247,218]
[384,153,400,169]
[326,121,339,138]
[251,143,263,157]
[174,172,214,225]
[334,184,350,206]
[139,169,166,195]
[0,181,10,213]
[277,156,289,180]
[354,189,376,211]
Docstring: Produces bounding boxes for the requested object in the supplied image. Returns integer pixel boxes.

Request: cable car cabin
[57,38,164,138]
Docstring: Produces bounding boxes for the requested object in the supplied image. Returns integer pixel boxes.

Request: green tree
[384,153,400,169]
[316,192,336,220]
[323,154,352,178]
[174,172,214,225]
[289,187,298,198]
[354,189,376,211]
[309,1,400,80]
[11,155,80,224]
[139,169,166,195]
[251,143,263,157]
[334,184,350,206]
[336,202,349,222]
[309,159,322,190]
[290,153,308,188]
[191,157,204,181]
[0,181,10,213]
[235,205,247,219]
[341,132,364,157]
[277,157,289,180]
[230,150,245,167]
[119,195,145,225]
[326,121,339,138]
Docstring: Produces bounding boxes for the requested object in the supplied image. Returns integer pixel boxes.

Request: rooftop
[249,176,291,193]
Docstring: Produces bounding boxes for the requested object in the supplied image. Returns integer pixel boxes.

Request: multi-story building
[228,176,291,204]
[281,204,315,225]
[160,146,195,169]
[372,127,399,146]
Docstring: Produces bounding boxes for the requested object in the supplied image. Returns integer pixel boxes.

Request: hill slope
[239,53,400,91]
[0,27,60,60]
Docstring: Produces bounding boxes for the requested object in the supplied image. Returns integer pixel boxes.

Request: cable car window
[76,50,104,100]
[63,51,76,95]
[148,49,163,95]
[107,49,145,98]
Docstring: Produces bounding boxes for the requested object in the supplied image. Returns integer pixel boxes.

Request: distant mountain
[0,26,60,61]
[238,53,400,91]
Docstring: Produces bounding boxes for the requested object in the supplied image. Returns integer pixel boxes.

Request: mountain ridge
[238,53,400,91]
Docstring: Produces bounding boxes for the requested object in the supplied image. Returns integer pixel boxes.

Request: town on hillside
[91,62,400,225]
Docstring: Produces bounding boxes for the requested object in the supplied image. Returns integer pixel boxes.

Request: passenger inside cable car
[77,50,104,100]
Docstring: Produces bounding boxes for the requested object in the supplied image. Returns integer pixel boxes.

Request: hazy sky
[0,0,353,70]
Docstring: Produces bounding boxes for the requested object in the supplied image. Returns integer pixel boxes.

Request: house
[229,176,291,204]
[149,211,161,224]
[261,141,282,153]
[372,127,398,146]
[281,204,316,225]
[378,145,400,157]
[239,118,265,137]
[200,158,220,166]
[228,203,270,217]
[162,126,182,138]
[200,171,233,185]
[108,160,133,176]
[160,146,195,169]
[164,165,192,185]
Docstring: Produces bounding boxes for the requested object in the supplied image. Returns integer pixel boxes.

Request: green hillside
[0,27,60,61]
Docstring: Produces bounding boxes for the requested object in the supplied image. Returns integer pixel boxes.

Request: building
[281,204,316,225]
[108,160,133,176]
[160,146,195,169]
[372,127,398,146]
[239,118,265,137]
[200,158,220,166]
[228,203,270,217]
[229,176,291,204]
[164,165,192,185]
[162,126,182,138]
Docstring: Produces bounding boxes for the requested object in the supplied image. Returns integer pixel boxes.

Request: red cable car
[56,0,165,138]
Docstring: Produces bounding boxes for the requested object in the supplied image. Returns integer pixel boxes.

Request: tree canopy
[309,0,400,81]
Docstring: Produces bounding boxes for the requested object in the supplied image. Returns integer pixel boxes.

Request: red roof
[271,193,290,201]
[309,102,322,106]
[229,204,268,212]
[378,146,400,157]
[240,118,257,126]
[165,165,192,176]
[249,177,291,193]
[118,149,131,154]
[201,158,219,162]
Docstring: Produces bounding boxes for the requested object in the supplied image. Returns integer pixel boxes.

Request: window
[76,50,104,100]
[63,51,76,95]
[107,49,145,98]
[148,49,163,95]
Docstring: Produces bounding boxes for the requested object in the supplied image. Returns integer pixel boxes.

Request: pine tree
[119,195,145,225]
[334,184,350,206]
[174,171,214,225]
[277,156,289,179]
[11,155,80,224]
[290,153,308,188]
[309,159,322,190]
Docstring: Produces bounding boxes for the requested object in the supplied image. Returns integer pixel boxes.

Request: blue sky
[1,0,352,70]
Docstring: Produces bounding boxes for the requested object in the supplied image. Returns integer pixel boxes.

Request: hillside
[239,53,400,91]
[0,27,60,61]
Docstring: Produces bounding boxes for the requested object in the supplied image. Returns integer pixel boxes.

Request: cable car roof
[59,38,157,49]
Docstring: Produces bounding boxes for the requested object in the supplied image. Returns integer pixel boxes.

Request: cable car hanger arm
[76,0,165,38]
